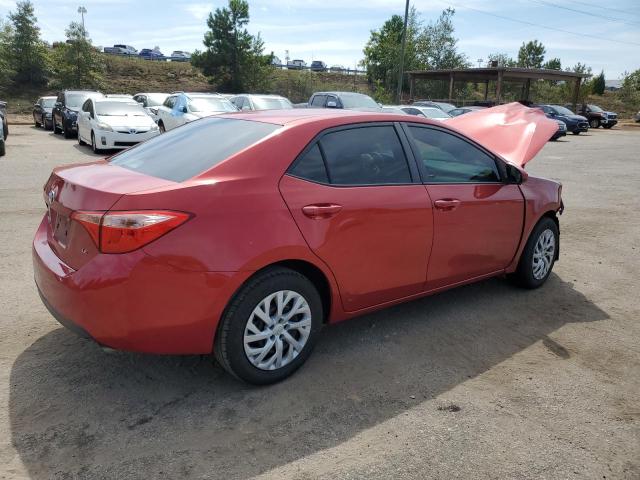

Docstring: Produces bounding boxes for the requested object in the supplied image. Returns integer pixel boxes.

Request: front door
[404,125,524,289]
[280,124,433,312]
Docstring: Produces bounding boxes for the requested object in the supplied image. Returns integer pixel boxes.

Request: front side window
[408,126,500,183]
[163,96,176,108]
[319,126,411,185]
[310,95,327,107]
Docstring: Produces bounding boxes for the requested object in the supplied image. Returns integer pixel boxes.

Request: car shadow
[9,274,608,479]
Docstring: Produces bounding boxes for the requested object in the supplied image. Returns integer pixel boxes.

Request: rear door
[404,124,524,289]
[279,123,433,312]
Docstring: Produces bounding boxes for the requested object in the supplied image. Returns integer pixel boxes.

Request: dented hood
[444,102,558,167]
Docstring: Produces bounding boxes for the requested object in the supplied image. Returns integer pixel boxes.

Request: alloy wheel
[532,229,555,280]
[243,290,312,371]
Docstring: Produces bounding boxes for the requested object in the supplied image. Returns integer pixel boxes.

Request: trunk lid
[44,160,174,270]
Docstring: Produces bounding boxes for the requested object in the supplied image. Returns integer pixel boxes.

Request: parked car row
[102,44,191,62]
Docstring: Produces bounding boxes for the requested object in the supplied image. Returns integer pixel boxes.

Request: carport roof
[406,67,589,82]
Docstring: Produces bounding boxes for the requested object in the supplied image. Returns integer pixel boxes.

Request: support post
[571,77,581,112]
[484,80,489,100]
[496,70,503,104]
[409,75,415,102]
[448,73,454,102]
[524,78,531,101]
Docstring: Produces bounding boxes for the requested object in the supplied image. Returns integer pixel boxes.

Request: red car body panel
[33,104,562,354]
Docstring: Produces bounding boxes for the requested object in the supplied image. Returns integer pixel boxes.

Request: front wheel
[214,267,323,384]
[158,121,166,133]
[91,131,101,153]
[572,131,581,135]
[0,139,5,157]
[511,217,559,289]
[589,119,600,129]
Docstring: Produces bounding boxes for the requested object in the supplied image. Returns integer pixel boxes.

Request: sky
[1,0,639,79]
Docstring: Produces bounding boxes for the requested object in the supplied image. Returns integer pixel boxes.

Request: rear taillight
[71,210,190,254]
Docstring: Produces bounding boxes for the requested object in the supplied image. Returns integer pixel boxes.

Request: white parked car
[230,94,293,111]
[104,94,135,101]
[155,92,237,132]
[170,51,191,62]
[400,105,452,121]
[77,99,160,153]
[132,92,170,122]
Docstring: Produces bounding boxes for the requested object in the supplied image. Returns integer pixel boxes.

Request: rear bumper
[33,216,246,354]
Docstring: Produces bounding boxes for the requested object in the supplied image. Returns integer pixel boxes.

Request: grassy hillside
[1,55,372,114]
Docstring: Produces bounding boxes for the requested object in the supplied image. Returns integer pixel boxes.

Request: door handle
[434,199,461,211]
[302,204,343,219]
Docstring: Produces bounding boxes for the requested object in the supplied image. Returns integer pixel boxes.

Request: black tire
[214,267,323,385]
[63,121,73,139]
[603,124,613,129]
[0,139,5,157]
[91,131,100,153]
[2,118,8,139]
[158,121,165,133]
[78,131,86,146]
[34,115,41,128]
[572,131,580,135]
[511,216,559,289]
[589,118,600,129]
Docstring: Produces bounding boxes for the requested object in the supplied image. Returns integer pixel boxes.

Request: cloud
[184,3,211,21]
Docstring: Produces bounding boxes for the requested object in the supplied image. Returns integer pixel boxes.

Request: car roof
[217,108,439,127]
[313,91,370,96]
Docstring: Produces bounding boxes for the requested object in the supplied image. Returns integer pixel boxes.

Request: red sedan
[33,103,563,384]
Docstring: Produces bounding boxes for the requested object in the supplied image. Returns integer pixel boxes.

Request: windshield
[42,98,56,108]
[553,106,575,116]
[339,93,379,109]
[110,118,280,182]
[146,94,168,107]
[96,102,147,116]
[66,92,101,109]
[252,97,293,110]
[421,108,450,119]
[434,102,456,113]
[588,104,603,112]
[189,97,237,112]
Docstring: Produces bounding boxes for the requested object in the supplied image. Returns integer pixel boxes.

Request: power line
[447,1,640,48]
[532,0,640,27]
[563,0,640,18]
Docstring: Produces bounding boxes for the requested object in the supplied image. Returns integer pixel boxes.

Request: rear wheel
[63,121,73,139]
[511,217,559,289]
[0,139,5,157]
[214,267,322,384]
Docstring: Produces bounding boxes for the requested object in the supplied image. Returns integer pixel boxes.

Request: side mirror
[326,101,337,108]
[34,103,39,108]
[505,163,528,184]
[54,102,62,109]
[181,106,188,113]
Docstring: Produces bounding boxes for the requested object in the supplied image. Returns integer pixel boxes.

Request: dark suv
[52,90,104,138]
[307,91,381,110]
[570,104,618,129]
[310,61,327,72]
[536,104,589,135]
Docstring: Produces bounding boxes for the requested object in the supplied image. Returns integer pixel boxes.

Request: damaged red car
[33,103,563,384]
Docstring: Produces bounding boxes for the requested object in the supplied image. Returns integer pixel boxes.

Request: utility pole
[77,6,87,36]
[395,0,410,104]
[477,58,484,68]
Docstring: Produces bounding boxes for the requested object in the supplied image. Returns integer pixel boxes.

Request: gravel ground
[0,125,638,480]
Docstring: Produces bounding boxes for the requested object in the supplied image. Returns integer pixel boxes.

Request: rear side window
[408,126,500,183]
[110,118,280,182]
[289,144,329,183]
[319,126,411,185]
[310,95,327,107]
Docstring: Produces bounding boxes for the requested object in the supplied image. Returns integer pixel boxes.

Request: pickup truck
[104,44,138,55]
[567,103,618,129]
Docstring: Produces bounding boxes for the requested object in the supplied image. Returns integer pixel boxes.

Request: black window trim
[400,122,506,185]
[286,121,420,188]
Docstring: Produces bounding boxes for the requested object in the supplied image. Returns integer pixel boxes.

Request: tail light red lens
[71,210,190,253]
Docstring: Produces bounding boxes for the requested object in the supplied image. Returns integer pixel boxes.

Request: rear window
[109,118,280,182]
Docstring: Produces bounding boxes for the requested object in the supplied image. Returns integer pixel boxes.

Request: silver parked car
[132,92,170,123]
[399,105,452,121]
[155,92,237,132]
[230,94,293,111]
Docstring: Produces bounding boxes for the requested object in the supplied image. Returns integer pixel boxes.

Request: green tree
[6,1,49,87]
[50,22,103,89]
[416,8,468,70]
[361,8,420,95]
[487,52,516,67]
[591,70,605,95]
[543,57,561,70]
[0,20,15,87]
[191,0,272,92]
[517,40,546,68]
[619,69,640,103]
